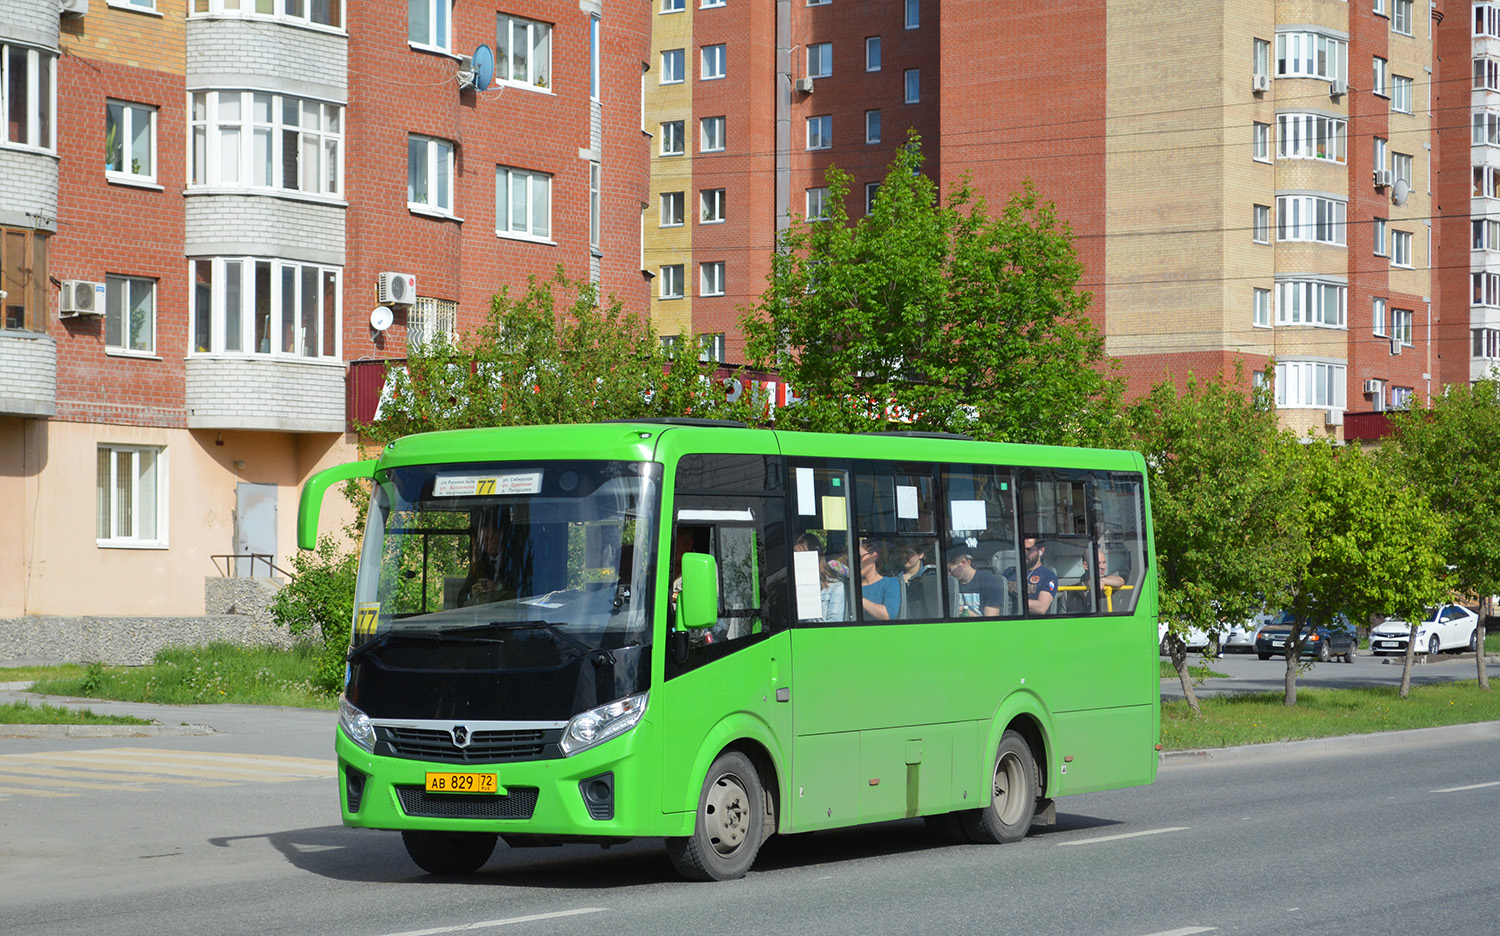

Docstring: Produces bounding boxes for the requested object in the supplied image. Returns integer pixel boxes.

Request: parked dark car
[1255,611,1357,663]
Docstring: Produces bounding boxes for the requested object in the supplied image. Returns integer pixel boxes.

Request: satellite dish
[1391,178,1410,207]
[471,43,494,92]
[370,307,394,332]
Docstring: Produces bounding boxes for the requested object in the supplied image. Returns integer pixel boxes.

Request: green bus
[298,420,1159,880]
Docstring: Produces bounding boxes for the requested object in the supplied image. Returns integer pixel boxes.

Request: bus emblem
[451,725,470,748]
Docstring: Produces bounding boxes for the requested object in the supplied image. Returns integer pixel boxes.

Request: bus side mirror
[678,553,719,630]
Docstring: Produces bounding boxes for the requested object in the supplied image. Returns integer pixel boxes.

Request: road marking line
[376,908,609,935]
[7,749,336,779]
[0,786,76,798]
[1430,780,1500,793]
[0,772,151,792]
[0,766,233,786]
[1140,928,1216,936]
[1058,826,1189,846]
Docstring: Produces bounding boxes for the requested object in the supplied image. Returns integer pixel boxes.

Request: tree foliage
[269,532,359,694]
[741,136,1122,445]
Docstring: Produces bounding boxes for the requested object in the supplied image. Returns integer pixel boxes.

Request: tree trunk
[1168,634,1201,714]
[1283,622,1303,707]
[1478,605,1490,692]
[1399,621,1418,699]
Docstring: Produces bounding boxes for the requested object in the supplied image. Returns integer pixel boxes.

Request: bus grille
[395,786,539,820]
[380,726,552,763]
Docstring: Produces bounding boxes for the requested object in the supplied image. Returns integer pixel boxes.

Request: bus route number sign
[433,472,542,497]
[425,771,499,794]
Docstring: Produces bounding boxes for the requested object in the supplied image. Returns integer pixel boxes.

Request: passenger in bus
[795,532,847,622]
[857,538,903,620]
[1001,536,1058,615]
[899,542,941,619]
[458,518,515,607]
[945,541,1004,617]
[1089,544,1126,591]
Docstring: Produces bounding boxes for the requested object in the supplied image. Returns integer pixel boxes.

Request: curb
[0,723,217,739]
[1160,719,1500,765]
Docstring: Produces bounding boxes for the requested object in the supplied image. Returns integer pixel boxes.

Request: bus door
[657,450,792,819]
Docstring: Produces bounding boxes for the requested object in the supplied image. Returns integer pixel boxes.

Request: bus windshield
[355,460,661,657]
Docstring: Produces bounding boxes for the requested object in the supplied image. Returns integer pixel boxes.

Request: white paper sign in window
[950,499,987,531]
[794,549,822,620]
[432,471,542,497]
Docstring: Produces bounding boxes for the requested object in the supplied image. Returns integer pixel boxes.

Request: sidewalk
[0,681,333,739]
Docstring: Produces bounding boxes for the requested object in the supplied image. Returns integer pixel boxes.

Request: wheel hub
[704,773,750,855]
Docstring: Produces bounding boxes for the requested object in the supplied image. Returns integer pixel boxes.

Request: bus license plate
[425,772,498,794]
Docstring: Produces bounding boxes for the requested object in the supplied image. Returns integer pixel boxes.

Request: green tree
[1128,370,1306,712]
[741,136,1122,446]
[1383,380,1500,691]
[270,531,359,694]
[1281,441,1447,704]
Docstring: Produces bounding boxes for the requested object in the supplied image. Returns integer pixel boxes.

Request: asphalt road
[2,685,1498,936]
[1161,648,1500,699]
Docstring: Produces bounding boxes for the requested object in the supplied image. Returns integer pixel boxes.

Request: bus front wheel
[960,730,1038,845]
[667,750,766,881]
[401,829,497,875]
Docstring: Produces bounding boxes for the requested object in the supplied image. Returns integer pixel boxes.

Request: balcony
[0,330,56,417]
[185,356,344,432]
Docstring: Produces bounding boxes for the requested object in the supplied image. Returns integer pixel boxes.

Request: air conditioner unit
[794,76,815,93]
[1325,409,1344,427]
[377,272,416,305]
[1363,379,1382,395]
[58,0,88,15]
[1251,74,1270,92]
[1390,337,1403,355]
[59,280,105,317]
[1329,79,1348,97]
[1373,169,1393,188]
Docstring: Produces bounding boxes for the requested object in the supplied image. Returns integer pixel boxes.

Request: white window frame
[699,333,726,362]
[701,116,725,153]
[808,43,832,79]
[105,274,156,354]
[1373,57,1388,96]
[1391,75,1412,114]
[498,14,553,90]
[1392,152,1413,188]
[1275,32,1347,83]
[1479,166,1500,198]
[807,114,832,150]
[1392,308,1414,345]
[660,264,684,299]
[1275,280,1347,328]
[589,161,600,250]
[1276,113,1346,163]
[0,43,57,152]
[700,261,725,297]
[1374,136,1388,174]
[1253,38,1270,82]
[106,100,157,185]
[1253,287,1271,328]
[865,182,880,214]
[1373,217,1387,256]
[1253,204,1271,244]
[866,109,881,144]
[1275,360,1348,410]
[701,44,726,80]
[1481,4,1500,40]
[97,444,167,548]
[1475,217,1500,251]
[408,296,457,346]
[1374,0,1388,16]
[495,165,552,242]
[191,0,344,30]
[661,48,685,84]
[1373,297,1388,336]
[701,0,725,7]
[1477,58,1500,92]
[806,186,830,220]
[904,0,919,29]
[109,0,158,10]
[409,0,452,52]
[1475,111,1500,146]
[408,134,455,216]
[590,15,600,101]
[189,256,342,358]
[189,90,343,197]
[1474,328,1500,360]
[904,68,920,103]
[1276,195,1347,246]
[1392,0,1413,36]
[1252,122,1270,162]
[1476,272,1500,307]
[700,188,725,224]
[866,36,881,72]
[1391,230,1412,267]
[661,190,685,227]
[1391,386,1414,410]
[661,0,685,12]
[660,120,685,155]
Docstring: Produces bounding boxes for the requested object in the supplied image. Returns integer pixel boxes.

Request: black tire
[1257,652,1270,661]
[401,829,497,875]
[958,730,1038,845]
[1317,640,1331,662]
[667,750,765,881]
[1469,629,1478,653]
[1343,644,1356,664]
[1429,635,1441,657]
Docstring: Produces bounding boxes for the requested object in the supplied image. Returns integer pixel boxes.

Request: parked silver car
[1222,613,1273,654]
[1369,605,1481,657]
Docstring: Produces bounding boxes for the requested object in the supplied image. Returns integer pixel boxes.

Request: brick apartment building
[0,0,1488,632]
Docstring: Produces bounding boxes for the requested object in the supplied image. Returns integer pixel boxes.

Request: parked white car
[1222,613,1273,654]
[1159,621,1214,655]
[1369,605,1481,657]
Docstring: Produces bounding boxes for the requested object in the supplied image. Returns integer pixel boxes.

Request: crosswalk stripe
[0,747,337,798]
[0,772,152,792]
[0,766,233,787]
[0,786,76,798]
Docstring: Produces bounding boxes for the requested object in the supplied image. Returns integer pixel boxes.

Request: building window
[193,0,343,29]
[1373,217,1387,255]
[105,101,155,183]
[807,114,832,150]
[1391,75,1412,114]
[866,109,881,144]
[661,190,684,227]
[701,116,725,152]
[866,182,880,214]
[1252,122,1270,162]
[660,264,684,299]
[1276,195,1346,245]
[1474,328,1500,359]
[495,166,551,241]
[1275,32,1347,83]
[408,296,457,346]
[1253,287,1271,327]
[409,0,451,51]
[1475,218,1500,251]
[700,332,726,362]
[1476,112,1500,146]
[1253,38,1270,82]
[1277,113,1346,162]
[189,257,340,358]
[1478,59,1500,92]
[407,135,454,215]
[806,186,829,220]
[1481,4,1500,40]
[589,161,600,250]
[1390,386,1414,410]
[904,69,920,103]
[701,0,725,7]
[1392,0,1413,35]
[1476,272,1500,306]
[661,120,684,155]
[1373,297,1388,335]
[1253,204,1270,244]
[1374,0,1388,15]
[590,15,600,101]
[1275,360,1347,409]
[97,445,165,547]
[2,43,57,151]
[700,261,725,297]
[808,43,832,79]
[1275,280,1346,328]
[662,0,684,12]
[661,48,684,84]
[1478,166,1500,198]
[1374,137,1388,175]
[1373,57,1388,96]
[189,90,343,196]
[700,188,725,223]
[904,0,918,29]
[1392,152,1413,188]
[866,36,881,71]
[808,0,829,6]
[702,44,726,80]
[1,227,48,331]
[498,14,553,89]
[1391,229,1412,267]
[105,275,155,354]
[1392,308,1413,345]
[112,0,156,9]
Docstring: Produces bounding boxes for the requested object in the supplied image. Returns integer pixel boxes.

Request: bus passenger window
[941,465,1020,618]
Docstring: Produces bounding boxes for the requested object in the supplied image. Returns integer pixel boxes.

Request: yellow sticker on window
[821,496,848,530]
[354,604,380,640]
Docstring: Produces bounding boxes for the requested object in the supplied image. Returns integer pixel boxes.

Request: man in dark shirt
[946,542,1004,617]
[1002,536,1058,615]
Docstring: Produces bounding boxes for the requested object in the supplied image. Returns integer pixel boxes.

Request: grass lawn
[24,643,337,710]
[1159,660,1228,680]
[0,700,153,726]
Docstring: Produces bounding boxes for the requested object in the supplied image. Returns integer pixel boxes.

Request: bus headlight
[560,693,648,756]
[339,695,376,752]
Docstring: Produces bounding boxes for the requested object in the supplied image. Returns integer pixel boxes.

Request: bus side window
[1093,473,1146,615]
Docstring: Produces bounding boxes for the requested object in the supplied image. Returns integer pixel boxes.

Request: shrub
[270,533,357,695]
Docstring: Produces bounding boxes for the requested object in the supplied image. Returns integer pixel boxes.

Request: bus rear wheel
[667,750,765,881]
[401,829,497,875]
[959,730,1038,845]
